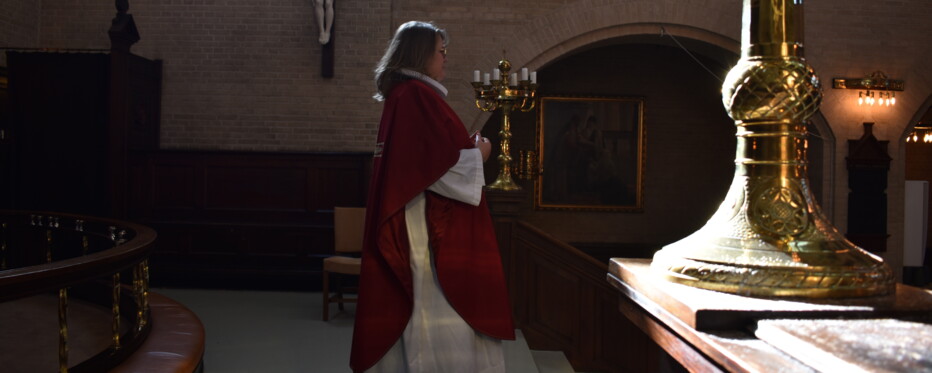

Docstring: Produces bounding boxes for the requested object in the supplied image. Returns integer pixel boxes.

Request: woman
[349,21,515,373]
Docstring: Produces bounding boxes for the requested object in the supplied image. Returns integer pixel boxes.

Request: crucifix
[315,0,334,78]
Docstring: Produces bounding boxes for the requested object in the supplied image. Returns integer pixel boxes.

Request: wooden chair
[322,207,365,321]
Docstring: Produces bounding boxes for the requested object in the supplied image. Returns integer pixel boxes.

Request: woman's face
[424,34,446,82]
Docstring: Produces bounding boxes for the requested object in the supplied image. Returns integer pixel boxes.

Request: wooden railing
[0,210,156,372]
[503,221,661,372]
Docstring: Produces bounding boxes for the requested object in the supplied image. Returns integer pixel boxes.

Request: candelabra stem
[488,103,521,191]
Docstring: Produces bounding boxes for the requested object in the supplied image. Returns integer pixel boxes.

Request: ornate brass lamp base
[651,177,895,298]
[651,0,895,299]
[488,172,521,191]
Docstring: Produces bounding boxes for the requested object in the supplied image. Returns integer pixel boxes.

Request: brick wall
[28,1,932,152]
[13,0,932,276]
[35,0,392,152]
[0,0,41,66]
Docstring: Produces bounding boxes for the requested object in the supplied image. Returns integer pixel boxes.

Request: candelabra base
[487,175,522,191]
[650,176,895,299]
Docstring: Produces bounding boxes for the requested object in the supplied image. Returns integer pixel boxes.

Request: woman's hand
[475,136,492,162]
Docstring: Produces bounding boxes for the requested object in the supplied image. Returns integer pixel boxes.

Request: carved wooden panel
[129,151,370,288]
[4,52,112,216]
[203,166,308,211]
[151,164,196,210]
[846,123,891,252]
[594,288,659,372]
[126,54,162,152]
[506,222,659,372]
[527,249,580,347]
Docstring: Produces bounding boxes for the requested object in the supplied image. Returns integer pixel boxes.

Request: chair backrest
[334,207,366,254]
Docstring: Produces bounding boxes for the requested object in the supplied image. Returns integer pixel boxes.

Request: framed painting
[535,96,645,211]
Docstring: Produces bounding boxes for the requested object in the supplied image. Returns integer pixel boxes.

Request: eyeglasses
[439,48,447,57]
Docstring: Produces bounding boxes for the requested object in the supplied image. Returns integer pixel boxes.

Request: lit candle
[493,68,500,81]
[473,70,480,82]
[530,71,537,84]
[510,73,518,86]
[483,73,491,85]
[520,67,528,81]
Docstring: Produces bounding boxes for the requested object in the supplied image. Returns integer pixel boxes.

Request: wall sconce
[832,70,904,107]
[906,126,932,144]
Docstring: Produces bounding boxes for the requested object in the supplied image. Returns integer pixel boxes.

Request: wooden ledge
[110,292,205,373]
[609,258,932,331]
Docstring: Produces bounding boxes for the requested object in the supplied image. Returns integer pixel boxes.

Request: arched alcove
[480,30,837,257]
[902,99,932,285]
[481,33,736,252]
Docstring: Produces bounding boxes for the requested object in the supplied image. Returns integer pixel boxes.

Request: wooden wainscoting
[507,222,660,373]
[127,150,371,289]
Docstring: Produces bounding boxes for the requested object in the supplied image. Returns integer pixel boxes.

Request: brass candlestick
[472,58,538,191]
[516,150,539,180]
[650,0,894,298]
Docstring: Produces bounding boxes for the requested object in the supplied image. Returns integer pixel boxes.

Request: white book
[755,318,932,373]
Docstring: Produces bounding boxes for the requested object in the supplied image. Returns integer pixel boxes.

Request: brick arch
[454,3,841,210]
[457,0,743,129]
[514,0,739,65]
[460,21,741,126]
[525,23,740,70]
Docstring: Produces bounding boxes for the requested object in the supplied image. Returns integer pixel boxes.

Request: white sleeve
[427,148,485,206]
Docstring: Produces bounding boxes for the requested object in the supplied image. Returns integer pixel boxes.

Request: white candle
[520,67,529,81]
[483,73,491,85]
[530,71,537,84]
[492,68,500,81]
[473,70,481,82]
[510,73,518,86]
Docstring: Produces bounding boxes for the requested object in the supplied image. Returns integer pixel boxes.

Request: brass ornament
[472,57,538,191]
[650,0,895,298]
[749,178,808,238]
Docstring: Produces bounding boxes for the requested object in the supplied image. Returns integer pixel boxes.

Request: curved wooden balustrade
[0,210,158,372]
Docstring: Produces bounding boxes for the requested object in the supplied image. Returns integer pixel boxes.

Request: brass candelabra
[471,57,538,191]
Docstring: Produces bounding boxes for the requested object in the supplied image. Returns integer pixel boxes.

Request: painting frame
[535,96,645,211]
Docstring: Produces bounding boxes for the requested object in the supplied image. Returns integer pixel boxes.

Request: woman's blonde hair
[373,21,447,101]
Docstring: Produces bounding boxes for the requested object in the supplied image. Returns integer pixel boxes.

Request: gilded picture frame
[535,96,645,211]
